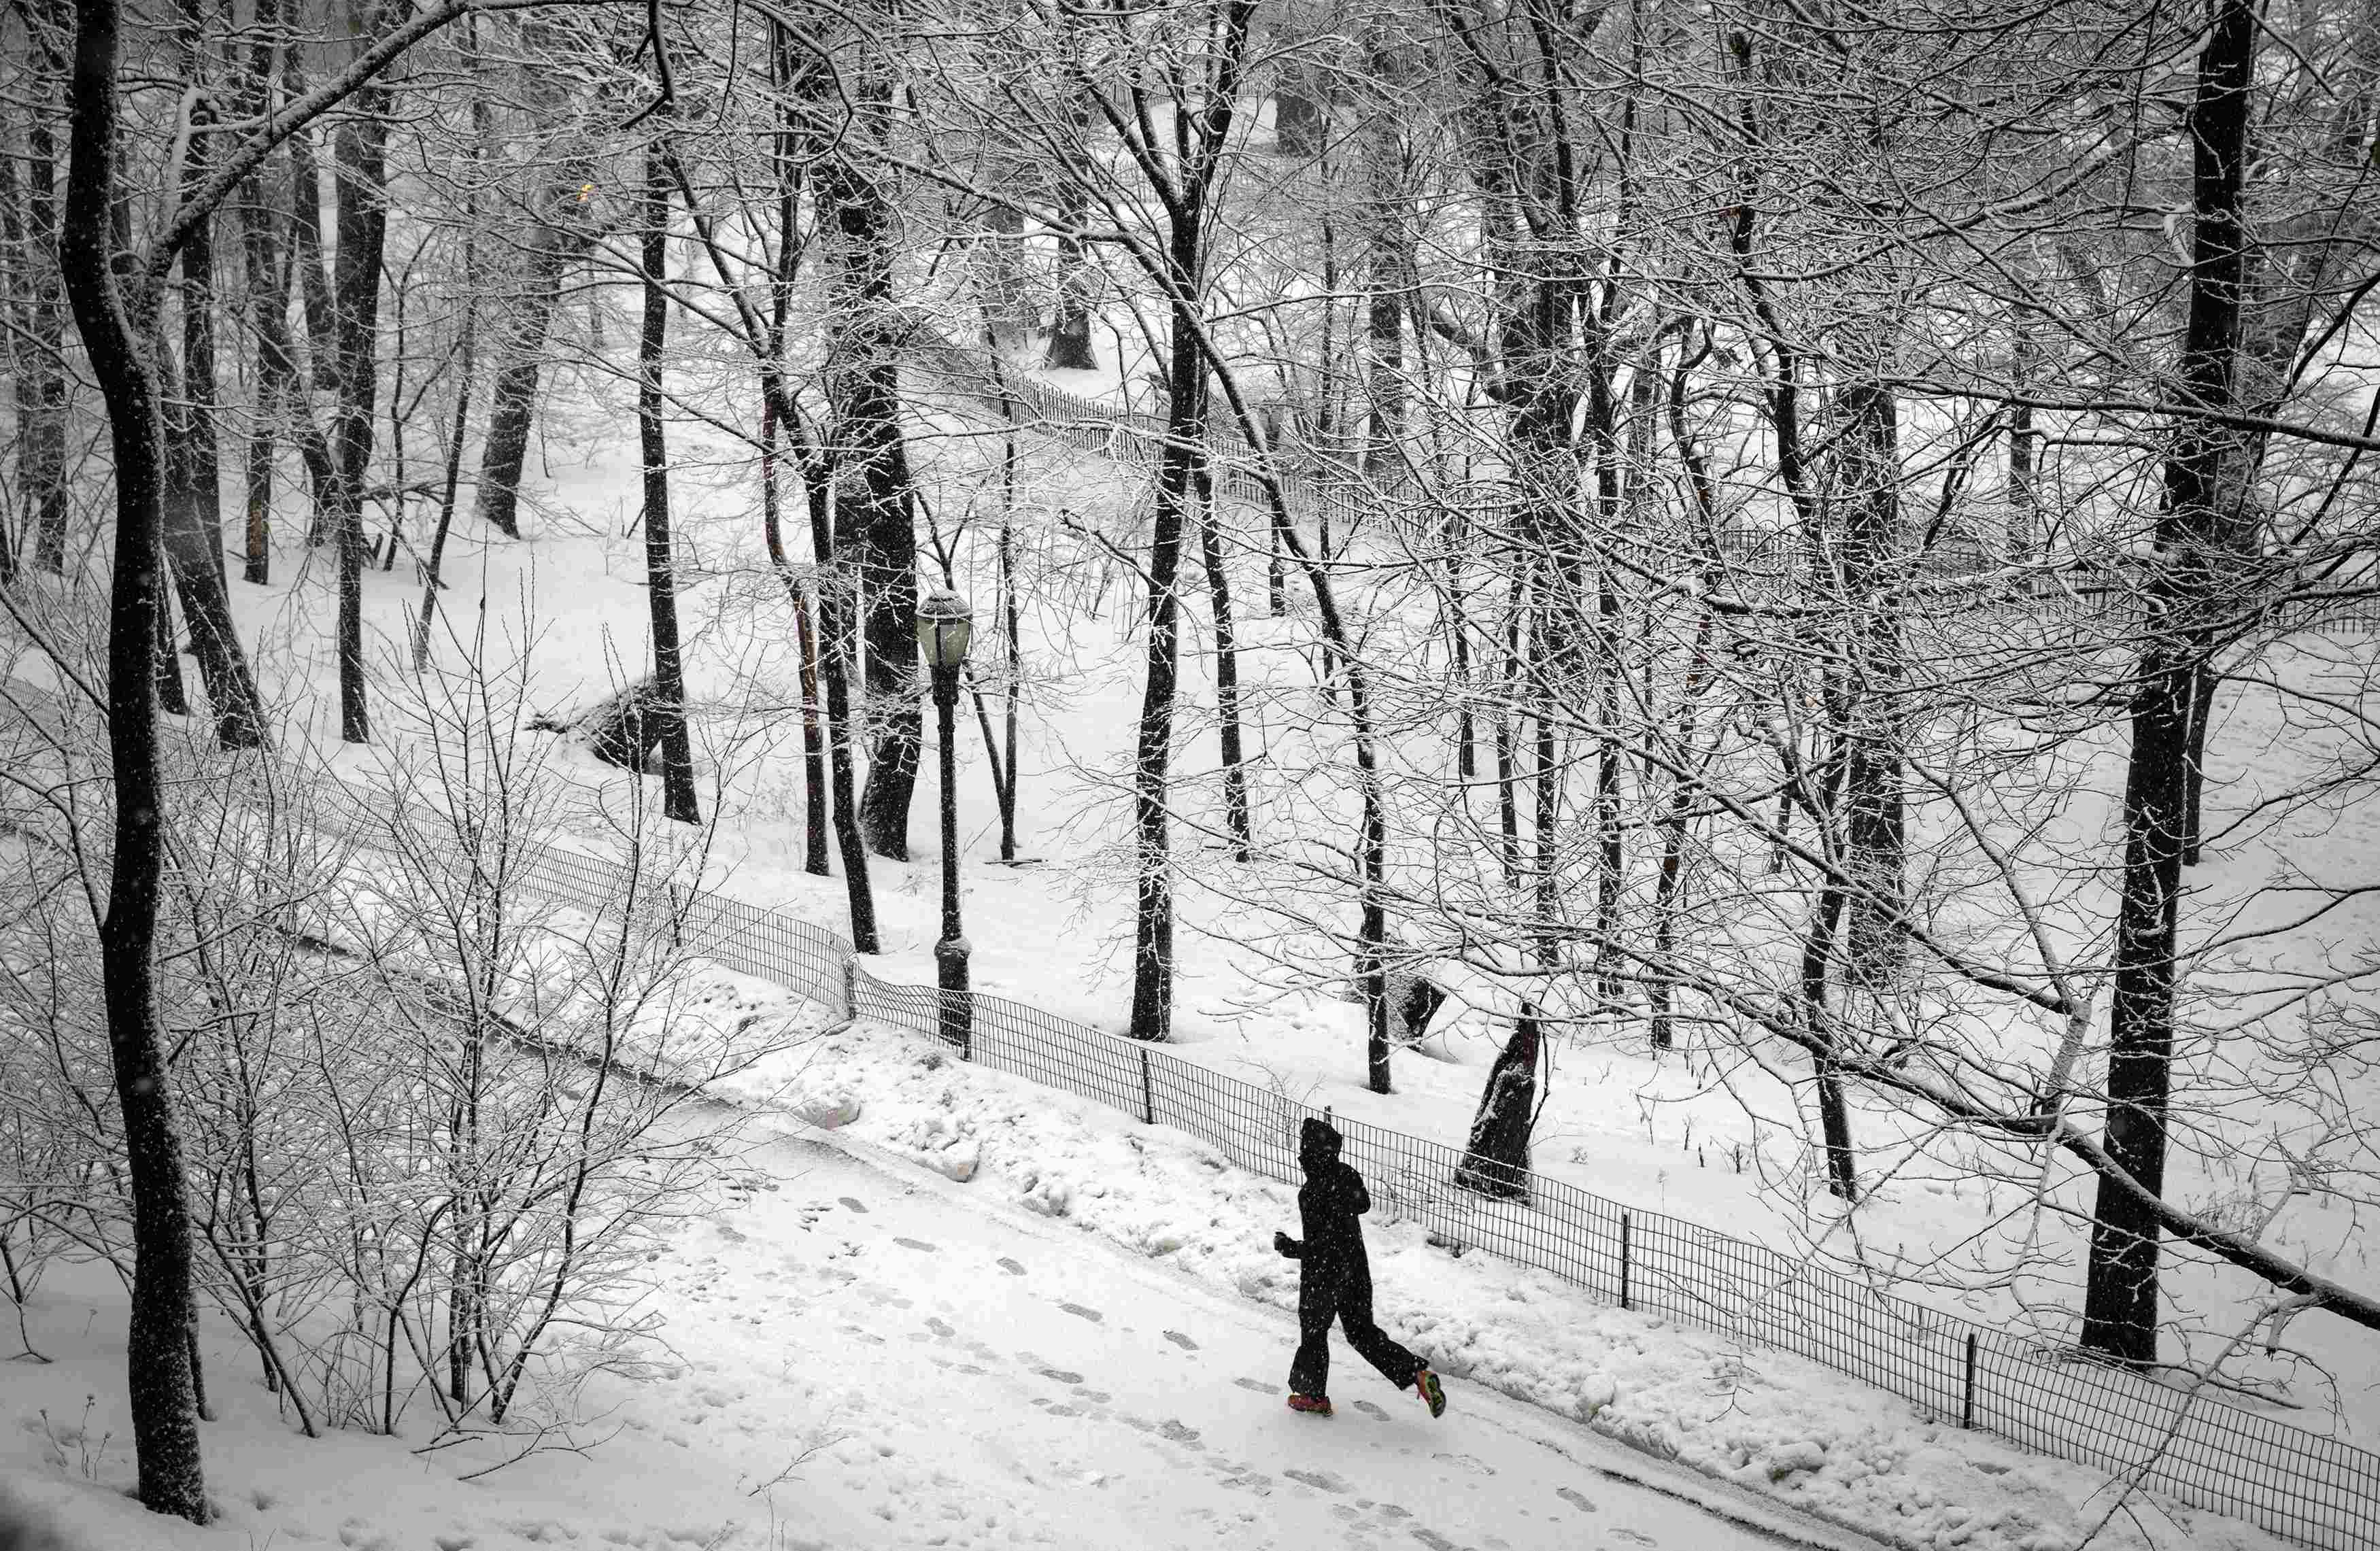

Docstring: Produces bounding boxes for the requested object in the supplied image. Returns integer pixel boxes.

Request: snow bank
[719,1010,2295,1551]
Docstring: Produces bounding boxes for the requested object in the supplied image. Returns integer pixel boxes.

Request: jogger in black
[1274,1116,1446,1418]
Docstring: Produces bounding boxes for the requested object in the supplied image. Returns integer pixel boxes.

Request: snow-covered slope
[0,999,2303,1551]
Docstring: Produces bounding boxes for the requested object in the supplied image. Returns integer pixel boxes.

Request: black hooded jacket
[1280,1117,1370,1284]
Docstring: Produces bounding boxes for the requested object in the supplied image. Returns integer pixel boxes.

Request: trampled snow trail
[628,1117,1882,1551]
[0,1095,1882,1551]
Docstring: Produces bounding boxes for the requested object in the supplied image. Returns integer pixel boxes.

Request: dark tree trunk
[61,0,211,1518]
[0,118,23,583]
[471,226,575,539]
[763,400,831,874]
[2007,316,2039,566]
[806,458,879,952]
[1358,29,1411,475]
[20,22,71,576]
[977,201,1032,352]
[327,69,392,744]
[158,40,267,751]
[282,84,337,544]
[1652,354,1724,1051]
[637,141,699,825]
[1194,460,1251,859]
[665,48,878,949]
[1272,60,1326,159]
[1495,572,1524,888]
[814,69,921,861]
[1127,5,1258,1043]
[1837,381,1904,982]
[1126,244,1206,1044]
[2083,0,2256,1369]
[1801,819,1858,1204]
[1042,160,1098,372]
[998,496,1021,862]
[1455,1013,1540,1199]
[411,252,473,670]
[233,0,281,585]
[758,45,831,879]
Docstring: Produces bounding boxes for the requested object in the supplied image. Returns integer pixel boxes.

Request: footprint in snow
[838,1196,869,1213]
[925,1317,955,1337]
[1433,1452,1495,1476]
[1351,1400,1390,1421]
[1059,1301,1104,1323]
[1158,1419,1202,1446]
[1282,1467,1348,1494]
[894,1236,937,1252]
[1036,1367,1085,1384]
[1374,1505,1412,1520]
[1554,1486,1598,1515]
[1233,1378,1272,1394]
[998,1257,1027,1276]
[1609,1531,1656,1547]
[1164,1330,1199,1351]
[1408,1529,1463,1551]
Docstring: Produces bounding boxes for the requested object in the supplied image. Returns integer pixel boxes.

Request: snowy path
[0,1098,1884,1551]
[598,1116,1884,1551]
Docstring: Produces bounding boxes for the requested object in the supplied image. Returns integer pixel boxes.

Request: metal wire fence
[6,683,2375,1550]
[858,965,2379,1551]
[457,785,2368,1551]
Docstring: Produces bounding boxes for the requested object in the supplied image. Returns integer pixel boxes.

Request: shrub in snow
[0,676,774,1447]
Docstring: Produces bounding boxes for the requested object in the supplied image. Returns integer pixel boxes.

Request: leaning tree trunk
[60,0,211,1518]
[2082,0,2256,1369]
[471,220,577,539]
[158,43,267,751]
[636,141,698,825]
[1455,1013,1540,1199]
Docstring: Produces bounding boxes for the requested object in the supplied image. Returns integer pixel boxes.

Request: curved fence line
[464,806,2380,1551]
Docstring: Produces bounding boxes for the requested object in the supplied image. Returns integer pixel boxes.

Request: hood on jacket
[1299,1116,1343,1174]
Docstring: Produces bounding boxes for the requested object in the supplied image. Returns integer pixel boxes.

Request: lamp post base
[936,934,973,1057]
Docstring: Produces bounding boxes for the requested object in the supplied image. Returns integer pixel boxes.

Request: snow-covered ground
[0,996,2299,1551]
[7,271,2370,1551]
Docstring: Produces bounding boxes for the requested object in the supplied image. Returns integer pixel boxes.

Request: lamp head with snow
[916,587,974,670]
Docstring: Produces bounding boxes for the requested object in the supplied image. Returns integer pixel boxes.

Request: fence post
[666,882,685,949]
[1139,1046,1155,1125]
[1961,1332,1979,1429]
[1619,1212,1632,1311]
[839,953,858,1025]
